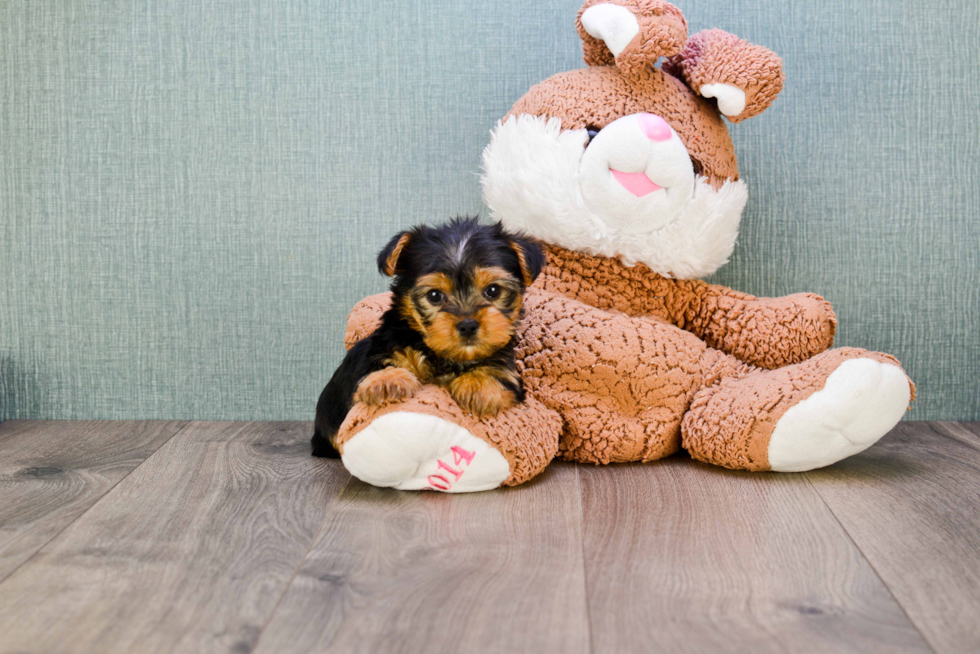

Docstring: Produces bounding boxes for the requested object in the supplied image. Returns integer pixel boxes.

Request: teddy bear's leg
[334,386,562,492]
[682,347,914,472]
[533,327,757,465]
[519,289,723,465]
[546,397,683,465]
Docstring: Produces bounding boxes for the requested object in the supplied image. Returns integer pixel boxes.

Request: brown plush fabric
[539,244,838,369]
[339,275,909,478]
[331,0,912,486]
[334,385,562,487]
[576,0,688,75]
[517,287,723,464]
[663,29,785,123]
[343,293,391,349]
[682,348,914,470]
[507,65,739,185]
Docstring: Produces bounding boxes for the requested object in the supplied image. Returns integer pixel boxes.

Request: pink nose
[638,113,672,142]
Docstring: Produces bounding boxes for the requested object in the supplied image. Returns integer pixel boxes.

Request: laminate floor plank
[580,457,930,654]
[0,420,186,583]
[930,420,980,451]
[252,462,590,654]
[0,421,348,654]
[963,421,980,441]
[806,421,980,653]
[4,420,976,653]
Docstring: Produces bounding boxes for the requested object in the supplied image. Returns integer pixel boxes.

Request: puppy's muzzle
[456,319,479,338]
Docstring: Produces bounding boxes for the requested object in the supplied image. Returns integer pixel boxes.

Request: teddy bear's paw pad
[341,411,510,492]
[767,358,911,472]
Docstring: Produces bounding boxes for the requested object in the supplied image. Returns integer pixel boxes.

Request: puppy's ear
[377,231,412,276]
[509,236,546,287]
[378,232,413,277]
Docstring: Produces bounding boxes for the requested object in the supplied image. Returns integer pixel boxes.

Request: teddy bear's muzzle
[579,112,696,234]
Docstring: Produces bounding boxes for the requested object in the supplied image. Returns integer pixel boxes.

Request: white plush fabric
[341,411,511,492]
[580,4,640,58]
[700,83,747,118]
[578,112,695,233]
[481,114,748,279]
[767,359,912,472]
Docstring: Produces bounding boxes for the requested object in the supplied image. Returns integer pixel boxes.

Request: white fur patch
[701,83,747,118]
[579,113,694,233]
[767,359,911,472]
[580,4,640,58]
[341,411,511,492]
[481,115,748,279]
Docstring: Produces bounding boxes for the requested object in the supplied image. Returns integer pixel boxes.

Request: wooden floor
[0,421,978,653]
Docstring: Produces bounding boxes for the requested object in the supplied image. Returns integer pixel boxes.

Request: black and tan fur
[312,216,545,458]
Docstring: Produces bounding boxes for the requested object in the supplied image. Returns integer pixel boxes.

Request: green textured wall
[1,0,978,421]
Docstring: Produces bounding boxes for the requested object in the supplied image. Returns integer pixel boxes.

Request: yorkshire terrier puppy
[312,216,545,458]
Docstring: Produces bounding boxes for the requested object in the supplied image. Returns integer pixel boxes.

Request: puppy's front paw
[449,372,516,418]
[354,368,422,406]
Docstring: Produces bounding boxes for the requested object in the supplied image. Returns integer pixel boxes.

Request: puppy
[311,216,545,458]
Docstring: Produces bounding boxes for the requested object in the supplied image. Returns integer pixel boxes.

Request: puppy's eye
[484,284,501,300]
[426,290,445,304]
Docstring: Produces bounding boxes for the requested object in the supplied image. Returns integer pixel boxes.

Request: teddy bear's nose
[638,113,672,142]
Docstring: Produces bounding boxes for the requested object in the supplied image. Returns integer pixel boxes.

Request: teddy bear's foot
[766,357,911,471]
[341,411,511,492]
[335,386,562,491]
[682,347,913,472]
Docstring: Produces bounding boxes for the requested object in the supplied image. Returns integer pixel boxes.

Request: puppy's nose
[638,113,672,142]
[456,319,479,338]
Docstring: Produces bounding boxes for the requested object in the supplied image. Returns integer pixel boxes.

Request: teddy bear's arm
[539,247,835,369]
[670,279,838,369]
[662,29,784,123]
[344,280,834,371]
[343,293,392,349]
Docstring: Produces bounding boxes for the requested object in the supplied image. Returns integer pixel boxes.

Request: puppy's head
[377,216,544,362]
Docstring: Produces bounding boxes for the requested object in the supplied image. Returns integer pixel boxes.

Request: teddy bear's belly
[516,287,708,464]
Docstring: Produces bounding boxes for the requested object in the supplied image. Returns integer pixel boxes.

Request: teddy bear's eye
[586,128,600,147]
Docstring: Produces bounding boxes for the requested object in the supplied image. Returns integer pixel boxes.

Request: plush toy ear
[576,0,687,76]
[377,231,412,277]
[662,29,784,123]
[509,236,546,287]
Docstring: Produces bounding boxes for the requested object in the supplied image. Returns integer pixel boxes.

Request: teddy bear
[327,0,915,492]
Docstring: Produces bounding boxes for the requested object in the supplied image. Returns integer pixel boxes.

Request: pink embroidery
[425,446,476,491]
[427,474,451,490]
[437,460,464,481]
[452,446,475,466]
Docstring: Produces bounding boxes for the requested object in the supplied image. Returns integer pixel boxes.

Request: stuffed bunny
[330,0,914,492]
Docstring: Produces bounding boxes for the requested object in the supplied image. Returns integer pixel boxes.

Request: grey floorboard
[962,421,980,442]
[0,421,348,654]
[252,462,591,654]
[580,457,931,654]
[0,420,185,583]
[931,420,980,451]
[807,421,980,653]
[2,420,977,653]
